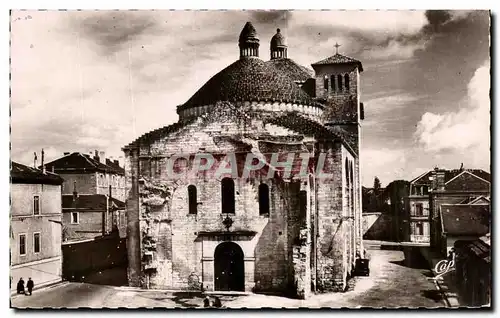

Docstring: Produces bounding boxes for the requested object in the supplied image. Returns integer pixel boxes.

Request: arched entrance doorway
[214,242,244,291]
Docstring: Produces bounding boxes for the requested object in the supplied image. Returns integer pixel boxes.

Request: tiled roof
[441,204,490,236]
[44,152,124,175]
[311,53,363,72]
[11,161,64,185]
[266,58,314,83]
[264,111,357,156]
[461,238,490,264]
[410,169,490,185]
[123,120,195,150]
[179,57,318,111]
[62,194,125,211]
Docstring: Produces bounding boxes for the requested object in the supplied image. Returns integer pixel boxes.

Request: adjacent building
[62,193,126,242]
[454,234,491,307]
[439,204,490,256]
[44,151,126,202]
[407,167,490,246]
[10,161,64,291]
[123,23,365,298]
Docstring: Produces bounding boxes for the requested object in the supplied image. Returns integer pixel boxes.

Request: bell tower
[311,45,364,153]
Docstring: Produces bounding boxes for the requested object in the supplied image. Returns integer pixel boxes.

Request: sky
[10,10,491,186]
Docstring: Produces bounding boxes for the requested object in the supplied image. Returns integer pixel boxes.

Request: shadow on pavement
[170,292,204,308]
[421,290,445,303]
[79,266,128,286]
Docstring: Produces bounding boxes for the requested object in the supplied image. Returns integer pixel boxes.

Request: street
[11,242,447,309]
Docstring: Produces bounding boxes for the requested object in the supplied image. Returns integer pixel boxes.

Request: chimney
[99,151,106,164]
[431,167,446,191]
[41,149,46,174]
[114,159,119,166]
[73,181,78,201]
[33,152,38,169]
[63,152,70,156]
[94,150,99,161]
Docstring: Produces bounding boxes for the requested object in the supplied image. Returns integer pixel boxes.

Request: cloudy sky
[10,10,490,186]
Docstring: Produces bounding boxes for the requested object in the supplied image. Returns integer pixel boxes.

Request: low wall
[362,212,393,241]
[62,233,127,281]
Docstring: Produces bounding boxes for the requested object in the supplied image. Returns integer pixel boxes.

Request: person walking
[203,296,211,308]
[16,278,25,294]
[26,278,34,296]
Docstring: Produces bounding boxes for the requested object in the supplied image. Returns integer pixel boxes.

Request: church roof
[311,53,363,72]
[179,57,318,111]
[266,58,314,83]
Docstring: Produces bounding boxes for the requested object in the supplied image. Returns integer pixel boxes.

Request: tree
[373,177,381,193]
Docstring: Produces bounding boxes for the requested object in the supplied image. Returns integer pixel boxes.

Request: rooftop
[179,57,318,111]
[265,58,314,83]
[62,194,125,211]
[11,161,64,185]
[311,53,363,72]
[44,152,125,175]
[441,204,490,237]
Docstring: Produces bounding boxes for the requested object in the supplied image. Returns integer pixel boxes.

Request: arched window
[188,185,197,214]
[330,75,336,92]
[344,74,350,91]
[258,183,270,215]
[323,75,328,90]
[337,74,343,92]
[221,178,235,214]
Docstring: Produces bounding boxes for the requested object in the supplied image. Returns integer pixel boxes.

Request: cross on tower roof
[334,42,341,54]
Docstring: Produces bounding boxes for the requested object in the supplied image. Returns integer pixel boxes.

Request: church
[123,22,365,298]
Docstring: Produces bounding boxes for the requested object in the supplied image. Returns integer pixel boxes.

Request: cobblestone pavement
[11,242,448,309]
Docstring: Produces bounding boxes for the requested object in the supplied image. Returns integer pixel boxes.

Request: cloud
[415,61,490,164]
[361,147,408,186]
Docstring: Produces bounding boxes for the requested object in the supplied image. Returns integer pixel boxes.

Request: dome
[270,28,287,49]
[266,58,313,82]
[180,57,317,110]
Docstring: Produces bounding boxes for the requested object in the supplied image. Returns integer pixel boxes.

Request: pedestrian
[16,277,25,294]
[203,296,211,308]
[212,296,222,308]
[26,278,34,296]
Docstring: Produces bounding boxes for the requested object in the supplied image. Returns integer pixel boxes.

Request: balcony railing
[410,234,430,243]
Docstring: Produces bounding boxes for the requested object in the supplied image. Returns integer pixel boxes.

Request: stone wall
[124,106,361,296]
[362,212,393,241]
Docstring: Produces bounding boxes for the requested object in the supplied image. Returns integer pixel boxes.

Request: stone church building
[123,22,365,298]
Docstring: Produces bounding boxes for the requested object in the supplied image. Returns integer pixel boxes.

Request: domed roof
[266,58,313,82]
[180,57,317,110]
[239,21,259,45]
[270,28,287,48]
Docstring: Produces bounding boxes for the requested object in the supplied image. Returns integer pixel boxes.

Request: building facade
[123,22,365,298]
[407,168,490,246]
[10,161,64,291]
[44,151,126,202]
[61,194,126,242]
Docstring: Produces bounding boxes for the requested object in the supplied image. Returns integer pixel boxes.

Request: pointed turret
[239,22,260,59]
